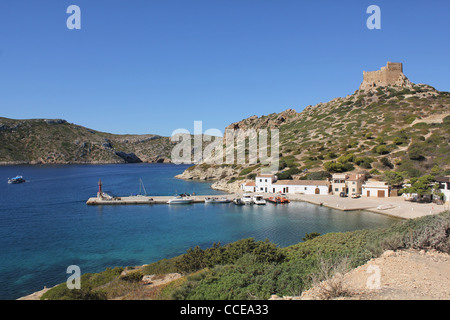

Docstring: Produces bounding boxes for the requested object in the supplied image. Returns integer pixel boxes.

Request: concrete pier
[86,195,235,205]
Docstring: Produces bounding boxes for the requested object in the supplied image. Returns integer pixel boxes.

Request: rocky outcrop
[225,108,297,136]
[175,164,244,193]
[114,152,142,163]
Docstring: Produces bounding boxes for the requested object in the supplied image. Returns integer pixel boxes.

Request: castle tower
[359,62,413,91]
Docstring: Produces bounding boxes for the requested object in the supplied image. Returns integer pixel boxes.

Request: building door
[286,187,289,193]
[315,188,320,194]
[367,191,370,197]
[377,190,385,198]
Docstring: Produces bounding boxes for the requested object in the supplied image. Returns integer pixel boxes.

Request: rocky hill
[0,118,175,164]
[177,68,450,192]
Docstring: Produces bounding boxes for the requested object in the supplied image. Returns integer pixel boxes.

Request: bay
[0,164,397,300]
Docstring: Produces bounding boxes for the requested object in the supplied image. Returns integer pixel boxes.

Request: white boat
[241,194,253,205]
[233,198,245,205]
[8,176,25,184]
[167,196,193,204]
[216,197,232,203]
[205,197,232,204]
[252,195,266,205]
[204,197,216,204]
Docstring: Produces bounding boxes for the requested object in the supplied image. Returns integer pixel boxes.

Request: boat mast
[139,178,147,196]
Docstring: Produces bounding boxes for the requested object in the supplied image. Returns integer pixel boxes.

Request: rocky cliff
[176,78,450,193]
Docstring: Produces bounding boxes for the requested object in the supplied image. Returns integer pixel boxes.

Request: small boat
[267,196,290,204]
[7,176,26,184]
[252,195,266,205]
[241,193,254,205]
[233,198,245,205]
[167,196,193,204]
[205,197,232,204]
[216,197,232,203]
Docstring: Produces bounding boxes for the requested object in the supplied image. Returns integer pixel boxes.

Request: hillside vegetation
[40,210,450,300]
[178,83,450,190]
[0,118,174,164]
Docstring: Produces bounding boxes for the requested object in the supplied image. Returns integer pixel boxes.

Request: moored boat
[205,197,232,204]
[267,196,290,204]
[167,196,193,204]
[252,195,266,205]
[241,193,253,205]
[205,197,216,204]
[216,197,232,203]
[7,176,25,184]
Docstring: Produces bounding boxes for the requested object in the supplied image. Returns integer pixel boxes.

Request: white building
[241,174,330,195]
[362,180,390,198]
[436,176,450,204]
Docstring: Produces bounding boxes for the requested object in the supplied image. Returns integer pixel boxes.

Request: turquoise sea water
[0,164,397,300]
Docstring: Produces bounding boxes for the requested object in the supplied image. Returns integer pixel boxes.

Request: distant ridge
[0,117,174,164]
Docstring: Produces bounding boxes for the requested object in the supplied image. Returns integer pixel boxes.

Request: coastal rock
[114,151,142,163]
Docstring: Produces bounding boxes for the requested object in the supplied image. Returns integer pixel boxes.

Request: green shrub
[119,271,144,283]
[324,161,354,173]
[374,145,389,155]
[354,156,373,169]
[41,267,123,300]
[408,143,426,161]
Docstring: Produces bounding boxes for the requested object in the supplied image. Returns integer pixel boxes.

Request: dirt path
[299,249,450,300]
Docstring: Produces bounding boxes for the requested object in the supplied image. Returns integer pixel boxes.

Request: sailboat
[136,178,147,197]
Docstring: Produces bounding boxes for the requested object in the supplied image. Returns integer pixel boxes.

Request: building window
[335,188,338,192]
[304,187,307,190]
[265,179,267,182]
[260,179,262,182]
[352,181,355,185]
[352,188,355,192]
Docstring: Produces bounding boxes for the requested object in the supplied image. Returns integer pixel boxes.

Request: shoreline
[86,189,448,220]
[17,179,449,300]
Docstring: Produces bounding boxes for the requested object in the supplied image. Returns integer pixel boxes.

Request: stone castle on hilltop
[359,62,413,91]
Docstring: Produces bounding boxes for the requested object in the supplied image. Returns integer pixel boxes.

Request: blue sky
[0,0,449,136]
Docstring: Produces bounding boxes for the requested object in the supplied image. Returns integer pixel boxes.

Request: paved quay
[86,192,449,220]
[287,193,449,219]
[86,195,235,205]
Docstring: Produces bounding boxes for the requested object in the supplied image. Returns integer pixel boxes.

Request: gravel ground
[271,249,450,300]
